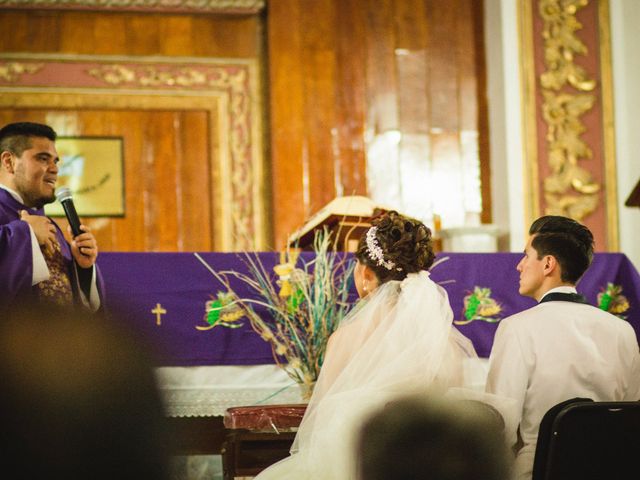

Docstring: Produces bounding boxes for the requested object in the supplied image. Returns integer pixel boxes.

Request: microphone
[55,187,82,238]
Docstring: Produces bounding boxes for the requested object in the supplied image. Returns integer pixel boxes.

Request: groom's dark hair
[529,215,594,284]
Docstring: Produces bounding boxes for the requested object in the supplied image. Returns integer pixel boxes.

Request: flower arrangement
[195,228,355,399]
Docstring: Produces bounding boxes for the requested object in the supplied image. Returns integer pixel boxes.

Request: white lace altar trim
[155,365,304,417]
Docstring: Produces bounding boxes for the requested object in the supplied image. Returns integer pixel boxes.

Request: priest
[0,122,102,310]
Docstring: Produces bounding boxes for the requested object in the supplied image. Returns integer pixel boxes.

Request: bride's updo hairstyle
[355,210,435,284]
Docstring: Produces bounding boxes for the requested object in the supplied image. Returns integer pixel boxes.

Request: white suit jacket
[486,295,640,480]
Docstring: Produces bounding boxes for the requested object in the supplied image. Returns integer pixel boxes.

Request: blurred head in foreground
[357,394,511,480]
[0,304,170,480]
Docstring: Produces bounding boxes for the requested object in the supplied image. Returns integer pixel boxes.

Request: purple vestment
[0,188,103,307]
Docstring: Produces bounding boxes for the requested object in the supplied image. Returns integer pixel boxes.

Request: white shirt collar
[0,183,25,204]
[539,285,578,301]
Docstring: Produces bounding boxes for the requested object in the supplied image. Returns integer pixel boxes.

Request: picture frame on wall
[44,136,125,217]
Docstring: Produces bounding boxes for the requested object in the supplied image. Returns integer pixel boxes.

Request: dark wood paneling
[0,10,262,251]
[268,0,491,248]
[2,3,490,251]
[334,0,368,199]
[0,11,261,58]
[301,0,337,214]
[0,109,211,252]
[267,0,307,248]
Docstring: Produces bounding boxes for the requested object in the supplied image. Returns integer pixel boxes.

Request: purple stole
[0,188,74,306]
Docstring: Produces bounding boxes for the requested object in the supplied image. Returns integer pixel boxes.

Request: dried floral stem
[195,228,355,389]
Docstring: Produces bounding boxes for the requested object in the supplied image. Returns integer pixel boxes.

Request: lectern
[287,196,386,252]
[625,179,640,208]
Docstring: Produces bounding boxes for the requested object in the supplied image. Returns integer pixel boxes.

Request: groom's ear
[542,255,558,276]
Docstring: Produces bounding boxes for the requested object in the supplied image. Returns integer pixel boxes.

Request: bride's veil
[289,270,481,478]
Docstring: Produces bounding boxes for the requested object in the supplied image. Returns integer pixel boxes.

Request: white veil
[257,270,483,480]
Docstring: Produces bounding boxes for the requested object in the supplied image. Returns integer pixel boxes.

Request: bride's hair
[355,210,435,283]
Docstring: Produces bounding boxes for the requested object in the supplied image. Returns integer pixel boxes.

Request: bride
[255,211,497,480]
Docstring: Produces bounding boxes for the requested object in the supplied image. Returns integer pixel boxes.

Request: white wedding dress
[255,271,515,480]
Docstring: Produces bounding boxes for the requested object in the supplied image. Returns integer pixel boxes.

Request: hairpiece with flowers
[366,226,397,270]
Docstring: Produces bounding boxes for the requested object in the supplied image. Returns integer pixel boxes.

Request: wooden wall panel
[426,0,460,131]
[301,0,336,210]
[365,0,400,135]
[0,109,211,252]
[268,0,491,249]
[334,0,367,198]
[267,0,307,248]
[0,9,263,251]
[2,3,489,252]
[0,11,261,58]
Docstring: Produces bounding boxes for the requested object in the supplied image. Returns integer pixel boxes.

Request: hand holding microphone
[55,187,82,237]
[55,187,98,267]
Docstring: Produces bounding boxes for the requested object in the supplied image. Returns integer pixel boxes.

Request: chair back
[532,399,640,480]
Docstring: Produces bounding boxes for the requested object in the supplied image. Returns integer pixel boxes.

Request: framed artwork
[45,136,125,217]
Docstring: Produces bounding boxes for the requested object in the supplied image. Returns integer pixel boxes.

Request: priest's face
[517,235,546,300]
[10,136,59,209]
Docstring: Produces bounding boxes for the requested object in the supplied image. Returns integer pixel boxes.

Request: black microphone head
[55,187,73,203]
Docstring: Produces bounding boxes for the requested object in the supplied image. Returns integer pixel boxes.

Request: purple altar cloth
[97,252,640,366]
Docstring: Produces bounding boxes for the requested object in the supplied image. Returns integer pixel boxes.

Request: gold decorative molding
[0,62,43,82]
[0,54,265,251]
[88,65,210,87]
[0,0,265,13]
[520,0,541,228]
[520,0,618,250]
[597,0,619,250]
[539,0,600,220]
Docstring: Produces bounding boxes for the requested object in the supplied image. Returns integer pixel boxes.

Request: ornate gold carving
[87,65,136,85]
[0,0,265,13]
[0,62,43,82]
[539,0,600,220]
[88,65,207,87]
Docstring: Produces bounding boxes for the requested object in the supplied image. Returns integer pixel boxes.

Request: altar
[98,252,640,419]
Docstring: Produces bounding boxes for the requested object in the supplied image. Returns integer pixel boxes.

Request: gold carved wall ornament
[0,62,43,82]
[539,0,600,220]
[88,65,208,87]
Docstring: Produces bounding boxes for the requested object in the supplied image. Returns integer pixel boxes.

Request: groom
[485,215,640,480]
